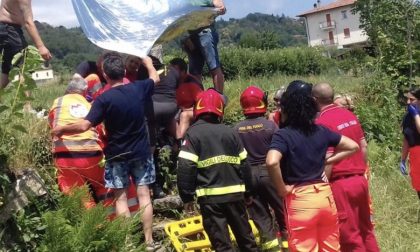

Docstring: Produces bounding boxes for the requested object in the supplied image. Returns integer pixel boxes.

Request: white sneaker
[146,241,161,252]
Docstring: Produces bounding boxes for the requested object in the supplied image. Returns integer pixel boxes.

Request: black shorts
[0,22,27,74]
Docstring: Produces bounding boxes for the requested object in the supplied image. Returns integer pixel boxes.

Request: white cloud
[32,0,78,27]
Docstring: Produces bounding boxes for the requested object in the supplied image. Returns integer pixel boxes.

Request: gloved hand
[408,104,419,117]
[85,94,93,103]
[400,159,408,175]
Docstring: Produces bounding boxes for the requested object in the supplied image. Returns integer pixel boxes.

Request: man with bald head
[313,83,379,252]
[0,0,52,87]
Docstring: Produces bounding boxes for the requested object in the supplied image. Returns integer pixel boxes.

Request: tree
[353,0,420,88]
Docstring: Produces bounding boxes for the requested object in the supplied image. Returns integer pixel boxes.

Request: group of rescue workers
[3,0,420,251]
[48,47,383,251]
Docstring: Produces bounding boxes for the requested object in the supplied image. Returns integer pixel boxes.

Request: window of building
[35,73,38,78]
[341,10,348,19]
[344,28,350,38]
[46,72,49,77]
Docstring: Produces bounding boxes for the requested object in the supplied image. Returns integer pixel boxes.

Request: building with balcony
[297,0,368,49]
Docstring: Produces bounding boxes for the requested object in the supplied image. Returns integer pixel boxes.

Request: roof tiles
[297,0,356,17]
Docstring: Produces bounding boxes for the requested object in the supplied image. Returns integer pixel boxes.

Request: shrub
[219,46,332,80]
[355,72,404,149]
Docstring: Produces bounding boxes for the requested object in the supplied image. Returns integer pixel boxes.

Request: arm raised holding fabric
[141,56,160,84]
[212,0,226,15]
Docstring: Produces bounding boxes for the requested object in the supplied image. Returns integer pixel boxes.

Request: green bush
[355,72,404,149]
[219,46,332,80]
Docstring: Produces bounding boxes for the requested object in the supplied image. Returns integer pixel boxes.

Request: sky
[28,0,335,28]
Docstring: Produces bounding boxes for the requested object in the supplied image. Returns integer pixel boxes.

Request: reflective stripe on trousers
[196,184,245,197]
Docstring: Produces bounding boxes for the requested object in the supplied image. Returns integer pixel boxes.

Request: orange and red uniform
[49,93,108,208]
[49,93,140,216]
[316,104,379,252]
[270,125,342,252]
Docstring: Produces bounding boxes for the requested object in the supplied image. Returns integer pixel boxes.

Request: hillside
[33,21,102,73]
[217,13,307,48]
[31,13,306,73]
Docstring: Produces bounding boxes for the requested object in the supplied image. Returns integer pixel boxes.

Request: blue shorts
[188,26,220,75]
[104,156,156,189]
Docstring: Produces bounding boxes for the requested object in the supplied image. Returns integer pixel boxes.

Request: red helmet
[194,89,225,118]
[240,86,267,115]
[176,82,204,109]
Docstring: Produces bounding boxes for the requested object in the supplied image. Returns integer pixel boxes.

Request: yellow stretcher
[164,215,260,252]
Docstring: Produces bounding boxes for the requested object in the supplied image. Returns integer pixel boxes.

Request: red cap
[240,85,267,115]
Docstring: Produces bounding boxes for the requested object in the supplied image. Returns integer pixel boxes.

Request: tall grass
[7,73,420,251]
[368,141,420,251]
[221,73,362,124]
[31,80,66,111]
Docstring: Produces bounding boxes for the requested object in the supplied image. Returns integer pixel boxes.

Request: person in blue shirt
[401,86,420,202]
[52,53,160,250]
[266,80,359,252]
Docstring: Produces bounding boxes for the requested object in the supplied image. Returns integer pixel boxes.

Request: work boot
[152,184,166,199]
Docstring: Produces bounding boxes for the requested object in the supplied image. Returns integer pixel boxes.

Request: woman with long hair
[400,86,420,201]
[266,80,359,252]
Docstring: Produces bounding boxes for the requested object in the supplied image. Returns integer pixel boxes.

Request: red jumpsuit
[49,93,108,208]
[316,104,379,252]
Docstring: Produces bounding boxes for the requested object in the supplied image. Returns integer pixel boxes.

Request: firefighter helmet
[194,88,225,118]
[176,82,203,109]
[240,86,268,115]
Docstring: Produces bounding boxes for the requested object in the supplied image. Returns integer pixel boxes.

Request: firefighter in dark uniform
[235,86,287,251]
[177,89,258,252]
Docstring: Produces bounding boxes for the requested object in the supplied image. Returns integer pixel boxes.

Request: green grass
[221,73,362,124]
[8,73,420,251]
[368,141,420,251]
[31,80,67,111]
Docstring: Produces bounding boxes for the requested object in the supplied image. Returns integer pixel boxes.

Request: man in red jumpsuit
[49,77,107,208]
[313,83,379,252]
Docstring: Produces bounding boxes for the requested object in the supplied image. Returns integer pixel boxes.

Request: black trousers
[200,200,259,252]
[249,165,287,236]
[248,197,279,251]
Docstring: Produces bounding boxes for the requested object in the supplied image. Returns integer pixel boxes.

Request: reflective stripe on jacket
[50,93,102,153]
[177,119,251,204]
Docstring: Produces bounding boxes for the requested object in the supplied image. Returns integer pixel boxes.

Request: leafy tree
[354,0,420,88]
[27,22,103,73]
[217,13,307,48]
[239,32,260,48]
